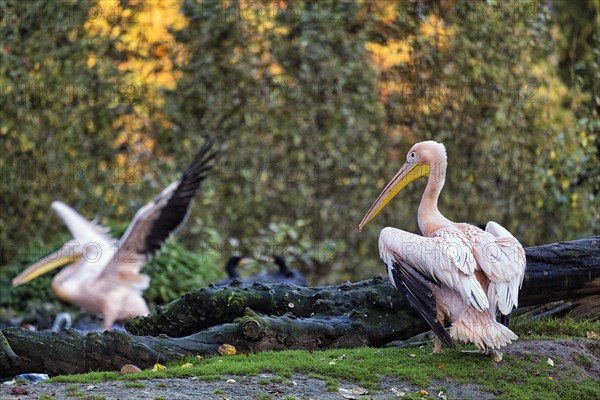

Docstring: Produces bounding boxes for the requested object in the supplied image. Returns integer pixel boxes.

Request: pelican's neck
[226,263,240,279]
[418,164,451,236]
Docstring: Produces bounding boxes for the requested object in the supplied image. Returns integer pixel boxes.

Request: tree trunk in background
[1,236,598,377]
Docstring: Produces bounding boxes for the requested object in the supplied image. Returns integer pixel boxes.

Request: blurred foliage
[1,0,599,314]
[137,237,223,307]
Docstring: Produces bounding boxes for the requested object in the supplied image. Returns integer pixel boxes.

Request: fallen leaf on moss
[547,358,554,367]
[586,331,599,340]
[217,344,237,356]
[152,363,166,371]
[120,364,141,374]
[181,363,193,368]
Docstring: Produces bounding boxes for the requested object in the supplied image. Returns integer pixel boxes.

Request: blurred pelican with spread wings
[12,141,218,331]
[358,141,525,353]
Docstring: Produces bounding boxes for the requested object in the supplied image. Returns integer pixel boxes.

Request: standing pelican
[358,141,525,353]
[12,140,218,331]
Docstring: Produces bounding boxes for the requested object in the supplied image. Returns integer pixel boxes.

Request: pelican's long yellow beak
[11,245,81,286]
[358,162,430,231]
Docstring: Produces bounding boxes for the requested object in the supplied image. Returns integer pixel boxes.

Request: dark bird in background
[214,256,253,286]
[214,255,308,286]
[270,255,308,286]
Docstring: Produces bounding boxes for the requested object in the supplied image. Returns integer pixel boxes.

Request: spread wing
[51,201,115,245]
[379,227,489,312]
[471,221,526,315]
[101,140,219,280]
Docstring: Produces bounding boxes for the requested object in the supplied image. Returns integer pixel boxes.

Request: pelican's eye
[408,152,416,161]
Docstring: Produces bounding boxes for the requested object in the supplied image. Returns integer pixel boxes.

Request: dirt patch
[1,339,598,400]
[504,338,600,380]
[1,374,496,400]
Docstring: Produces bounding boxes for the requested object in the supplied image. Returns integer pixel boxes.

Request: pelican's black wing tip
[142,139,220,256]
[389,261,455,350]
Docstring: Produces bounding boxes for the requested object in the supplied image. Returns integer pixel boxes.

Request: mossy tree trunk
[1,236,598,377]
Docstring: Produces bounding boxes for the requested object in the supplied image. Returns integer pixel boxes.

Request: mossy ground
[37,319,599,400]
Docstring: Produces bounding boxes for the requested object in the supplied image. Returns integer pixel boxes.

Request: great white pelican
[358,140,525,353]
[12,140,218,331]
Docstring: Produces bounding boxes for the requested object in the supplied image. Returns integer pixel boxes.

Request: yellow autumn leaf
[152,363,166,371]
[181,363,193,368]
[217,344,237,356]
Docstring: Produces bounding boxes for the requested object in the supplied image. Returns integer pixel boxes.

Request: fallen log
[0,308,382,376]
[126,276,422,339]
[127,236,600,337]
[519,236,600,319]
[1,236,598,377]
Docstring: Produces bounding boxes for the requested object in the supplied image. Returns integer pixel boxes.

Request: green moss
[197,374,221,381]
[44,344,600,399]
[258,376,284,385]
[512,317,600,339]
[63,388,105,400]
[43,320,600,400]
[572,352,594,368]
[252,394,274,400]
[213,388,225,394]
[122,382,145,388]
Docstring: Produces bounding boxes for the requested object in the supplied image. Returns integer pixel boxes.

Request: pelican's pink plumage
[359,141,525,352]
[12,141,218,331]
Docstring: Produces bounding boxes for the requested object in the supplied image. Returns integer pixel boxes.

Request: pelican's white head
[405,140,447,169]
[358,140,447,231]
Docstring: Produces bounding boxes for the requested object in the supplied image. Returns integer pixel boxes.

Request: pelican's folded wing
[379,227,489,312]
[387,259,454,348]
[472,221,526,315]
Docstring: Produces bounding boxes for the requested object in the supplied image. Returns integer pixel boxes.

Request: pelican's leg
[432,307,446,355]
[433,337,444,354]
[101,308,117,332]
[499,313,511,327]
